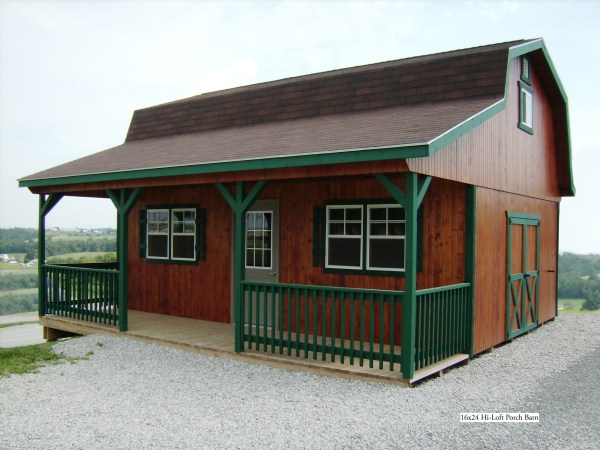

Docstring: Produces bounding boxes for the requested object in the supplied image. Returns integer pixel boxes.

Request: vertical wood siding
[408,57,561,201]
[126,176,467,327]
[473,187,558,354]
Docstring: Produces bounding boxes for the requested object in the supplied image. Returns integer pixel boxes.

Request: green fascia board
[19,144,430,188]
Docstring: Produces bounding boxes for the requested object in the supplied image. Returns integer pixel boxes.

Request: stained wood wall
[126,175,467,324]
[408,56,562,201]
[473,187,558,354]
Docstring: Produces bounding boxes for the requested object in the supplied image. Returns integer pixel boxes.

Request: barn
[19,38,574,383]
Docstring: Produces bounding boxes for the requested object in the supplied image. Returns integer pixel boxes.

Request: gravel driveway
[1,313,598,449]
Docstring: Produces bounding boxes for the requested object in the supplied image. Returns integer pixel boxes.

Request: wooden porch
[41,310,469,385]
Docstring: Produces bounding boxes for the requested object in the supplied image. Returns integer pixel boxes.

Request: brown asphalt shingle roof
[20,39,531,183]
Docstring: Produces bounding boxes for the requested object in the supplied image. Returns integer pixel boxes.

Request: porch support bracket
[374,172,431,380]
[38,193,64,317]
[216,180,268,352]
[107,188,142,332]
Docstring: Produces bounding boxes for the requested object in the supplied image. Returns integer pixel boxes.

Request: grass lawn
[0,263,35,271]
[0,343,59,377]
[48,234,115,241]
[558,299,585,310]
[46,251,112,262]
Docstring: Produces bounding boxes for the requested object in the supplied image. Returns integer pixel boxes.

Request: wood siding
[127,175,467,326]
[408,56,562,201]
[473,187,558,354]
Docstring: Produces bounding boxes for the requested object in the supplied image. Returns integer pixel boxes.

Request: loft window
[521,55,531,85]
[145,207,198,262]
[519,81,534,134]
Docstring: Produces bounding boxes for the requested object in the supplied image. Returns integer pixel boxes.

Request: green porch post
[465,185,477,357]
[216,180,267,352]
[107,188,141,332]
[374,172,431,380]
[37,194,63,317]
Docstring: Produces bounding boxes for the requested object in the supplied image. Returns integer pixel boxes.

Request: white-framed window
[146,207,197,261]
[366,204,406,271]
[146,209,170,259]
[519,81,534,134]
[246,211,273,269]
[171,208,196,261]
[325,205,363,269]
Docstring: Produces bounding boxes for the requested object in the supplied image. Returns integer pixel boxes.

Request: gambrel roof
[19,39,574,195]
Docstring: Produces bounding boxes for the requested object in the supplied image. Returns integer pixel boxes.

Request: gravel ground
[1,313,598,449]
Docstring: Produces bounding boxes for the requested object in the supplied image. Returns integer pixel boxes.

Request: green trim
[465,185,477,357]
[19,145,430,188]
[507,211,541,222]
[518,81,534,135]
[374,173,430,380]
[38,193,64,318]
[107,188,142,332]
[215,181,268,352]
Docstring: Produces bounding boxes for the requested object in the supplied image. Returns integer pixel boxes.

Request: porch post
[38,193,63,317]
[107,188,142,332]
[465,185,477,357]
[216,180,267,352]
[374,173,430,380]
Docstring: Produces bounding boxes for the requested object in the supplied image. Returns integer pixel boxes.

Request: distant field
[48,233,115,241]
[47,251,109,261]
[558,299,585,310]
[0,263,31,271]
[0,288,38,297]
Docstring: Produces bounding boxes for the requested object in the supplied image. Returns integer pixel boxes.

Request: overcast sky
[1,0,599,254]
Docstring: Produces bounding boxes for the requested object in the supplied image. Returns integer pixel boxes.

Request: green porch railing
[42,264,119,326]
[241,281,471,375]
[415,283,471,370]
[241,281,404,371]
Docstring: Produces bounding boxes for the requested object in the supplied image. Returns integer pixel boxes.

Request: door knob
[269,272,277,276]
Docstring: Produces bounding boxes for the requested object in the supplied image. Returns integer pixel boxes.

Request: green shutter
[313,206,325,267]
[139,209,147,257]
[417,205,424,272]
[197,208,207,261]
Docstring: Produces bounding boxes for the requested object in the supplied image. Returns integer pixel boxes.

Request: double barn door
[506,213,541,340]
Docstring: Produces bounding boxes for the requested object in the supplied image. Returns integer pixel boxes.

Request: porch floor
[40,310,469,385]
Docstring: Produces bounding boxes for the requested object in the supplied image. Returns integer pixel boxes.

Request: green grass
[0,263,28,271]
[0,343,60,377]
[0,339,93,377]
[0,321,38,329]
[558,299,585,311]
[48,234,115,241]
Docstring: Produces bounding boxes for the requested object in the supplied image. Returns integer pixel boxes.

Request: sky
[0,0,599,254]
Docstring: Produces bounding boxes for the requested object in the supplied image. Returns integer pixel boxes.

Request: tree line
[558,253,600,310]
[0,228,116,261]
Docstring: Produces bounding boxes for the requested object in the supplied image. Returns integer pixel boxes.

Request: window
[246,211,272,268]
[521,55,531,85]
[324,203,408,272]
[367,205,405,271]
[145,207,198,262]
[325,206,363,269]
[519,81,534,134]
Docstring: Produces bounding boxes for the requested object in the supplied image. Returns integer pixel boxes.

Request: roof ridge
[147,39,530,110]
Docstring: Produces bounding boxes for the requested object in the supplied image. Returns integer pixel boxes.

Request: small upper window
[521,55,531,85]
[519,81,534,134]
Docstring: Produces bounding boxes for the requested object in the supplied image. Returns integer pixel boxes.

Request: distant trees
[558,252,600,311]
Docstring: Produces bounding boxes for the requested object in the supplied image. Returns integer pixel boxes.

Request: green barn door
[506,212,541,340]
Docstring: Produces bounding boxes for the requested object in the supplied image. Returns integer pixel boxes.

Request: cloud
[183,58,259,97]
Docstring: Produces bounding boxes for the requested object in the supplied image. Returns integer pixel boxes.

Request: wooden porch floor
[40,310,469,385]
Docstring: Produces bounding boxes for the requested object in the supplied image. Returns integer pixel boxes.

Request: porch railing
[42,263,119,326]
[415,283,471,370]
[241,281,471,375]
[241,281,404,371]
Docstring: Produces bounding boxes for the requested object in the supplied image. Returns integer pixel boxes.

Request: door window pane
[246,211,273,268]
